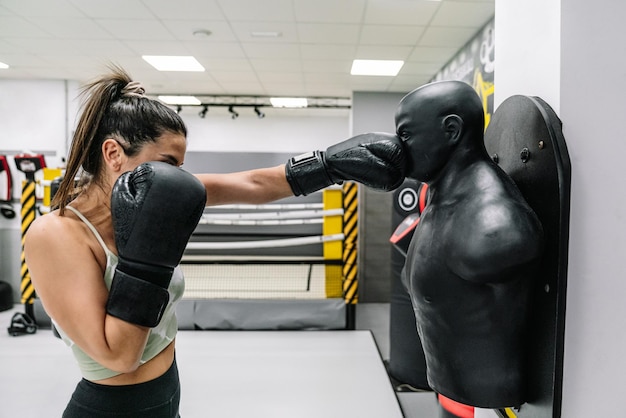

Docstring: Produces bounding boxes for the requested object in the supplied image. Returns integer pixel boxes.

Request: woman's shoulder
[25,209,90,251]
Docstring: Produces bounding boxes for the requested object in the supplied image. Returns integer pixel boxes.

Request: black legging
[62,358,180,417]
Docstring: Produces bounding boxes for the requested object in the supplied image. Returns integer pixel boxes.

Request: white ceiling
[0,0,494,99]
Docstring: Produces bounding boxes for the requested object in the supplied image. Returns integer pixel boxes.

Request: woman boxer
[24,66,405,417]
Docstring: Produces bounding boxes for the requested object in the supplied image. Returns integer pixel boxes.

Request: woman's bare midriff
[94,340,175,386]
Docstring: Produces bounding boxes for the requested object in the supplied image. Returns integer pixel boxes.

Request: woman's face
[120,132,187,174]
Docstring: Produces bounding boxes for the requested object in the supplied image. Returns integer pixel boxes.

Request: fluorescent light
[158,95,202,105]
[350,59,404,76]
[0,62,8,69]
[250,31,282,38]
[142,55,205,72]
[270,97,308,108]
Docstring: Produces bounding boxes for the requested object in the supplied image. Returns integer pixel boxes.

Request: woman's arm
[194,132,409,207]
[196,164,294,206]
[25,215,150,374]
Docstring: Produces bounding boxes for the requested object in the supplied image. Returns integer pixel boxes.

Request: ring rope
[200,208,343,221]
[186,233,345,250]
[201,218,323,226]
[210,203,324,210]
[182,255,329,262]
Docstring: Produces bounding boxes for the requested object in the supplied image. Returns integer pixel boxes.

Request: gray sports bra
[53,206,184,381]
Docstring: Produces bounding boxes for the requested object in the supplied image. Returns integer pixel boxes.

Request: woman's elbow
[102,355,142,374]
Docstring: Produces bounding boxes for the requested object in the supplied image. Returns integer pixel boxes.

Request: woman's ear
[442,115,463,144]
[102,138,125,172]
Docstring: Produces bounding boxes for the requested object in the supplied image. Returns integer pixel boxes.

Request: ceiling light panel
[350,60,404,76]
[158,95,202,105]
[250,31,282,38]
[270,98,308,108]
[143,56,205,72]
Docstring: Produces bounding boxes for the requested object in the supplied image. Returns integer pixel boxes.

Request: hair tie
[121,81,145,97]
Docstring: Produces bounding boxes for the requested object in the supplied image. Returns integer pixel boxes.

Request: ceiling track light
[152,95,351,111]
[157,95,350,120]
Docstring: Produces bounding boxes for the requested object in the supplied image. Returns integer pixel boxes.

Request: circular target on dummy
[398,187,418,212]
[393,179,419,216]
[393,179,428,218]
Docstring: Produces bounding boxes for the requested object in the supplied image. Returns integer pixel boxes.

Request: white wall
[494,0,561,112]
[497,0,626,416]
[183,108,349,154]
[0,80,68,153]
[560,0,626,415]
[0,79,76,300]
[0,79,74,170]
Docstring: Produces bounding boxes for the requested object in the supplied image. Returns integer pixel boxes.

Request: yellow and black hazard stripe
[342,182,358,305]
[20,179,37,308]
[322,187,344,297]
[496,408,518,418]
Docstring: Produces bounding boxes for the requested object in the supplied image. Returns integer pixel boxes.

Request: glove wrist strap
[106,269,170,328]
[285,151,336,196]
[116,258,173,288]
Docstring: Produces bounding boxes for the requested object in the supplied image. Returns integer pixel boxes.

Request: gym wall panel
[185,110,350,153]
[351,91,406,303]
[0,80,67,151]
[558,1,626,416]
[0,79,75,302]
[495,0,626,415]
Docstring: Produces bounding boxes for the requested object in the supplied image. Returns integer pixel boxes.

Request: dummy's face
[395,98,451,183]
[120,132,187,173]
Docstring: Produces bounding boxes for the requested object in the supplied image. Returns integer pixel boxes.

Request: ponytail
[52,64,186,214]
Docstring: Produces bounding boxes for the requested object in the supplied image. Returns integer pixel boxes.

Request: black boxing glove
[285,132,407,196]
[106,162,206,327]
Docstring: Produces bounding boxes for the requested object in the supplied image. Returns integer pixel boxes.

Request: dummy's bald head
[396,80,485,139]
[394,81,486,182]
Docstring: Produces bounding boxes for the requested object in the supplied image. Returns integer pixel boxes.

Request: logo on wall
[432,19,495,128]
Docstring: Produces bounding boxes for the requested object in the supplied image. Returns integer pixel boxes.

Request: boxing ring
[183,204,341,300]
[177,182,357,330]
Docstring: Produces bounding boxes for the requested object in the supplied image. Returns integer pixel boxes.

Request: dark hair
[52,64,187,214]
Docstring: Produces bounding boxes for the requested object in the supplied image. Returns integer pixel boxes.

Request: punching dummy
[286,132,406,195]
[397,81,544,408]
[107,162,206,327]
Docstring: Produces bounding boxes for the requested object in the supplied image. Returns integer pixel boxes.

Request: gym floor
[0,303,439,418]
